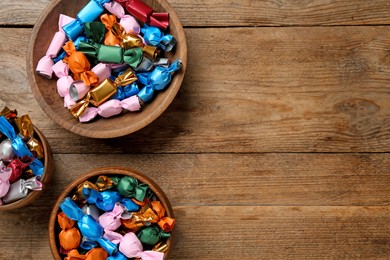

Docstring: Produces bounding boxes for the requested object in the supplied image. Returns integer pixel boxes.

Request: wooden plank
[14,153,390,206]
[1,205,390,259]
[1,27,390,153]
[1,0,390,26]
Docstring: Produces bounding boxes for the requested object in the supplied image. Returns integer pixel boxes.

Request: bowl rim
[27,0,187,139]
[0,125,53,211]
[48,166,175,259]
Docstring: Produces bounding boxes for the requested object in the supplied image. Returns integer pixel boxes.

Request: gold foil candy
[89,79,117,106]
[111,23,144,50]
[72,181,98,202]
[15,115,44,159]
[142,45,160,60]
[95,175,116,191]
[153,241,169,253]
[70,79,118,118]
[114,69,138,86]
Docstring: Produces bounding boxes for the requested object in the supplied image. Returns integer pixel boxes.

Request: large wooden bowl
[27,0,187,138]
[0,126,54,211]
[49,166,175,259]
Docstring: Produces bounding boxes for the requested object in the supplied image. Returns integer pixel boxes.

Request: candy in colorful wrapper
[70,68,138,118]
[0,165,12,205]
[100,15,152,53]
[69,63,113,102]
[82,204,100,222]
[104,1,141,35]
[141,25,176,52]
[107,252,128,260]
[0,116,44,177]
[120,197,140,211]
[0,107,18,120]
[111,82,139,100]
[94,175,120,191]
[60,197,118,255]
[78,41,143,68]
[117,176,149,201]
[52,60,75,107]
[63,41,99,87]
[66,248,108,260]
[137,59,182,103]
[80,236,99,251]
[84,22,106,44]
[78,95,141,122]
[150,201,176,232]
[58,212,82,252]
[100,14,120,46]
[121,204,159,232]
[137,226,171,246]
[0,139,15,162]
[2,176,42,204]
[83,188,121,211]
[62,0,110,41]
[15,115,44,159]
[8,156,33,183]
[36,14,75,78]
[72,181,99,202]
[153,241,169,253]
[115,0,169,30]
[99,202,132,231]
[104,230,164,259]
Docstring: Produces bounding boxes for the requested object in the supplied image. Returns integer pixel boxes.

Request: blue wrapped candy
[83,188,121,211]
[0,116,44,177]
[121,198,140,212]
[137,59,182,103]
[62,0,110,40]
[108,252,127,260]
[111,83,139,100]
[60,197,118,255]
[141,25,176,52]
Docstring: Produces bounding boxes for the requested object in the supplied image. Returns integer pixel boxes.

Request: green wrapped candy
[117,176,149,201]
[84,22,106,44]
[78,41,143,68]
[137,226,171,246]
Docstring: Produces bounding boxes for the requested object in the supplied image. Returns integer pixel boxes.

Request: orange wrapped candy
[151,201,176,232]
[100,14,120,46]
[65,248,108,260]
[58,212,81,251]
[63,41,98,87]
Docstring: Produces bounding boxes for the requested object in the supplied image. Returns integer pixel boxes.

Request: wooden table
[1,0,390,259]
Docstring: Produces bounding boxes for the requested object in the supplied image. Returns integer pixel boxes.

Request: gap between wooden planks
[1,0,390,26]
[0,27,389,153]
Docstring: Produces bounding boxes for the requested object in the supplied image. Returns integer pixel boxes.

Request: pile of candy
[57,175,175,259]
[0,107,45,205]
[36,0,182,123]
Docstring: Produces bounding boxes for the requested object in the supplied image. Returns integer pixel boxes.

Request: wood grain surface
[1,0,390,26]
[1,27,389,153]
[0,0,389,259]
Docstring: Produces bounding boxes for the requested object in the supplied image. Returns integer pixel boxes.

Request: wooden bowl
[0,126,54,211]
[27,0,187,138]
[49,166,175,259]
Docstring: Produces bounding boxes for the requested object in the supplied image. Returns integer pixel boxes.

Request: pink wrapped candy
[104,1,141,34]
[0,164,12,205]
[36,15,75,79]
[79,95,141,122]
[99,203,132,231]
[104,231,164,259]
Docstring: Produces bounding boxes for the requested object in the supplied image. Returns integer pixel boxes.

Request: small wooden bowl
[49,166,175,259]
[27,0,187,138]
[0,126,54,211]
